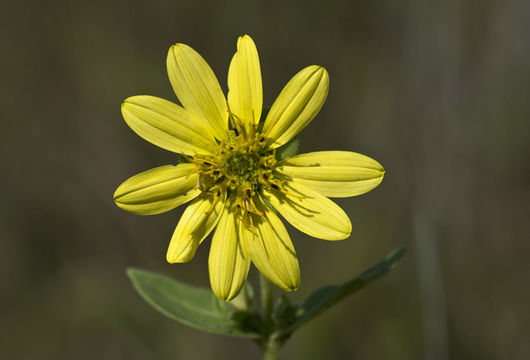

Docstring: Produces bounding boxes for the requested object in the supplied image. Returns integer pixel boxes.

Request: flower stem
[263,337,280,360]
[260,273,274,327]
[259,273,279,359]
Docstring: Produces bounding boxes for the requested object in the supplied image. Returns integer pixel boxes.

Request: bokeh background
[2,0,529,359]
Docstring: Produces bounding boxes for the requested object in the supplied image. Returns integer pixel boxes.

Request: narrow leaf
[279,246,407,336]
[127,268,261,337]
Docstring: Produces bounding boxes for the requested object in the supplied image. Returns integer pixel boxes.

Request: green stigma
[225,151,261,184]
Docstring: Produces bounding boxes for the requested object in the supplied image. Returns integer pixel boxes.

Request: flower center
[225,151,261,185]
[186,115,286,216]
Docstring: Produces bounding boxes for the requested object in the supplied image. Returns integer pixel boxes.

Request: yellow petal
[262,65,329,149]
[167,43,228,140]
[208,202,250,301]
[121,96,216,155]
[241,197,300,291]
[114,164,200,215]
[277,151,385,197]
[227,35,262,126]
[262,181,351,240]
[167,192,226,263]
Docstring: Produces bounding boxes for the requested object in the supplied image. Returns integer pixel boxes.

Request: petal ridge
[122,95,216,154]
[167,192,226,263]
[262,181,351,240]
[167,43,229,140]
[263,65,329,148]
[227,35,263,127]
[277,151,385,197]
[114,164,200,215]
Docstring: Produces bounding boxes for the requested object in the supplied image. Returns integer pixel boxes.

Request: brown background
[1,0,529,359]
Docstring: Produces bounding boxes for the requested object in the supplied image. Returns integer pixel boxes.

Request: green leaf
[273,294,298,330]
[278,246,407,336]
[127,268,261,338]
[275,136,299,161]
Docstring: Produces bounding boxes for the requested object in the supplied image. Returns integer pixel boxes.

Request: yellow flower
[114,35,384,301]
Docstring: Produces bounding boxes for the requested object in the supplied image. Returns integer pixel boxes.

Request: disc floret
[187,116,285,217]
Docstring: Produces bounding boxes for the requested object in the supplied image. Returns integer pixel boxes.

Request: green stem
[260,273,274,327]
[263,337,280,360]
[259,273,279,359]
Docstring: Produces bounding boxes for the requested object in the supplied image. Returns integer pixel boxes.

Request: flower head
[114,35,385,301]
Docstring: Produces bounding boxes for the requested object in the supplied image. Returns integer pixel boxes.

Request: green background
[2,0,529,359]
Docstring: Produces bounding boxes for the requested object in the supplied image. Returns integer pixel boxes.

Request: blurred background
[1,0,529,359]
